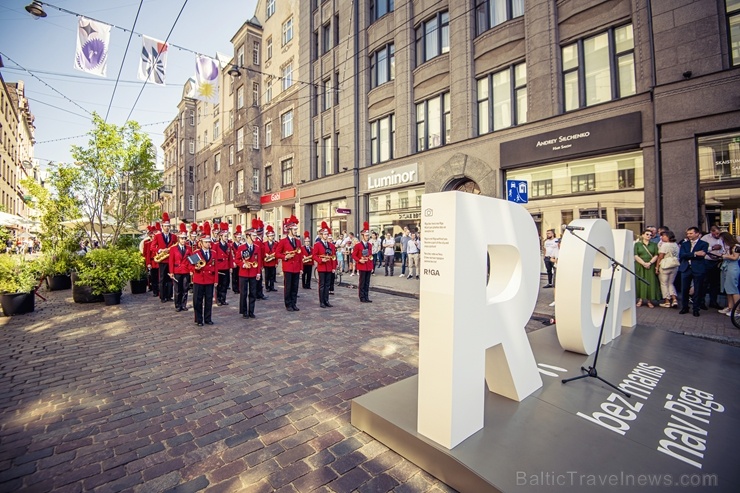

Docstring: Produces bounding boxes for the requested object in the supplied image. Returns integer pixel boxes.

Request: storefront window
[312,199,348,239]
[698,132,740,182]
[369,186,425,235]
[505,151,644,235]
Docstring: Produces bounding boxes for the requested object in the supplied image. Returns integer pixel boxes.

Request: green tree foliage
[21,163,81,251]
[70,113,161,246]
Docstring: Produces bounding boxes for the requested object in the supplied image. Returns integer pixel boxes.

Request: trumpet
[264,253,276,263]
[243,260,259,269]
[154,249,170,263]
[284,247,302,260]
[302,256,314,264]
[319,254,336,261]
[195,258,206,270]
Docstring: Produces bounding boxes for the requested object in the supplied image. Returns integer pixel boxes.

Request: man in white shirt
[382,232,396,276]
[701,226,725,309]
[543,229,558,288]
[406,232,420,279]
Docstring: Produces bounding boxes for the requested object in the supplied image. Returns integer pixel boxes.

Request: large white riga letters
[417,192,542,449]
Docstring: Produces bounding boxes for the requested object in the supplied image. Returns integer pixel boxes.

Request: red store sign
[260,188,296,204]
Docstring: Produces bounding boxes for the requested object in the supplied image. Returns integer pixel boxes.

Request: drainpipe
[352,0,360,234]
[646,0,662,226]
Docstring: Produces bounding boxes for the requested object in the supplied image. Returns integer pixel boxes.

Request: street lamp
[24,1,47,18]
[227,65,241,78]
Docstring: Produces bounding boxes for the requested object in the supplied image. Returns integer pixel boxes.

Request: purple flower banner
[74,16,111,77]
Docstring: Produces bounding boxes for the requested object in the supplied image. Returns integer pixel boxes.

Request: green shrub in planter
[0,255,38,294]
[38,248,79,277]
[75,248,143,296]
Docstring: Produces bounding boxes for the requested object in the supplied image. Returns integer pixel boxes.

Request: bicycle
[313,264,343,286]
[730,298,740,329]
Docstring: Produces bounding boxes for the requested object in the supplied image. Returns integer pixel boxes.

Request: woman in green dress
[634,229,661,308]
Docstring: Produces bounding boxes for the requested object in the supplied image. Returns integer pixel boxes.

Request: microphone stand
[560,227,648,398]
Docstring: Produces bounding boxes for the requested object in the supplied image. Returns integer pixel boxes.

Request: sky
[0,0,258,171]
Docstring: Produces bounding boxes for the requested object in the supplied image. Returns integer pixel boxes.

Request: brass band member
[169,223,193,312]
[236,225,262,319]
[214,222,232,306]
[152,213,177,303]
[301,231,314,289]
[352,222,374,303]
[263,225,279,292]
[231,224,243,294]
[276,216,304,311]
[254,219,268,300]
[192,222,217,327]
[313,221,336,308]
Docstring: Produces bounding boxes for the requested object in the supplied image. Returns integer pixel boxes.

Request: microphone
[565,225,585,231]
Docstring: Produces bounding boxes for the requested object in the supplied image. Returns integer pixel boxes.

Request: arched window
[212,183,224,205]
[447,178,481,195]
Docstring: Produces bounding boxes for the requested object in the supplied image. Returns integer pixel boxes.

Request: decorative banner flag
[193,55,219,104]
[74,16,111,77]
[138,35,169,85]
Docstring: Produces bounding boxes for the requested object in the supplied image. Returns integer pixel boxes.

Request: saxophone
[154,249,170,263]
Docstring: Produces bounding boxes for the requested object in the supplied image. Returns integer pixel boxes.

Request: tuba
[154,249,169,263]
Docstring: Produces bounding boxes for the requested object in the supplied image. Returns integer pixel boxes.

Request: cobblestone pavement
[1,270,737,493]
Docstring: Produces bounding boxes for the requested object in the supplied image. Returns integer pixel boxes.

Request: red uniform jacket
[236,242,263,278]
[213,240,232,271]
[262,240,279,267]
[313,240,336,273]
[352,241,374,272]
[142,238,153,268]
[276,236,303,273]
[150,232,177,268]
[191,249,218,284]
[168,243,193,275]
[230,241,243,269]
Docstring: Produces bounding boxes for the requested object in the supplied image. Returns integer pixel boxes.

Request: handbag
[660,253,679,269]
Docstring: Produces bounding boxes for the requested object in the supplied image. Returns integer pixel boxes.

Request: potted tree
[0,255,38,316]
[128,249,148,294]
[75,248,138,305]
[38,248,78,291]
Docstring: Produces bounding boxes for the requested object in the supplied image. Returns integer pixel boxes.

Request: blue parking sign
[506,180,528,204]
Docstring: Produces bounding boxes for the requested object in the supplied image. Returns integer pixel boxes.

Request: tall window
[281,63,293,90]
[229,145,234,165]
[229,110,234,129]
[214,153,221,173]
[252,126,260,149]
[371,0,395,21]
[237,127,244,151]
[213,120,220,140]
[237,86,244,108]
[189,110,194,126]
[266,0,275,19]
[563,24,635,111]
[237,46,244,67]
[188,195,194,211]
[266,37,273,61]
[416,92,450,151]
[265,122,272,147]
[266,79,273,103]
[189,139,194,154]
[477,63,527,134]
[323,136,332,176]
[322,23,331,55]
[281,158,294,186]
[265,166,272,192]
[252,82,259,106]
[728,1,740,65]
[203,191,208,208]
[229,180,234,201]
[237,169,245,193]
[416,11,449,66]
[370,44,395,88]
[252,169,260,192]
[212,184,223,205]
[282,17,294,46]
[253,41,260,65]
[370,114,395,164]
[475,0,524,36]
[281,110,294,138]
[323,79,332,111]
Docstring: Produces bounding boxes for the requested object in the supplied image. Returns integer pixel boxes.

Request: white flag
[193,55,220,104]
[138,35,169,85]
[74,16,111,77]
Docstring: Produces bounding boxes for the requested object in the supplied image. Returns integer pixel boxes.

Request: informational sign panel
[506,180,528,204]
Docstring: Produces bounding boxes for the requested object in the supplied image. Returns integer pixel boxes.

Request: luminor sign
[367,163,418,191]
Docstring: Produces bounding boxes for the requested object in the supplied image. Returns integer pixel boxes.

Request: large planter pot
[102,292,122,306]
[47,274,72,291]
[71,271,103,304]
[130,278,148,295]
[0,292,35,316]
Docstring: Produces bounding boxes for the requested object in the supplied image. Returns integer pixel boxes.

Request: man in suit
[192,223,217,327]
[678,226,709,317]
